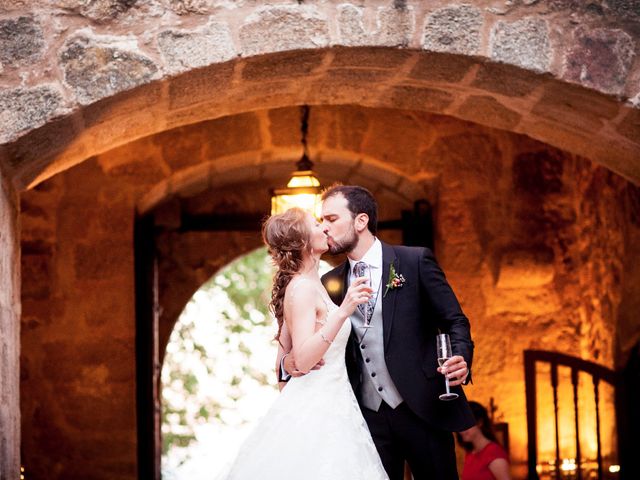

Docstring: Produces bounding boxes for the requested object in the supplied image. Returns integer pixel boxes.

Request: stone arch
[3,47,639,190]
[1,1,639,190]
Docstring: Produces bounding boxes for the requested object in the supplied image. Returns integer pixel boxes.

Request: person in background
[457,401,511,480]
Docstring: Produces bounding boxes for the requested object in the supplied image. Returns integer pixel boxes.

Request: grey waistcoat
[350,294,404,411]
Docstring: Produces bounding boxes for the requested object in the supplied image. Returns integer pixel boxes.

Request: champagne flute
[437,333,459,401]
[353,262,373,328]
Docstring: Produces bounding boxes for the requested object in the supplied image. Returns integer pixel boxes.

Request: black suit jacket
[321,242,476,432]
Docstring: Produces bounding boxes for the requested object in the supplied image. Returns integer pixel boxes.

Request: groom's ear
[354,213,369,233]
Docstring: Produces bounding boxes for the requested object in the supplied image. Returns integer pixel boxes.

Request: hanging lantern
[270,106,323,218]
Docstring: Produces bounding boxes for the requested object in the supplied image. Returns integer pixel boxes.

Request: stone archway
[12,102,640,479]
[2,2,640,479]
[1,2,639,190]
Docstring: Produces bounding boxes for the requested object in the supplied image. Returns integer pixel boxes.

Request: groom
[281,185,475,479]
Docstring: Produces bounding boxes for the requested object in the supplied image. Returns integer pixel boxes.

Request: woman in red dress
[457,402,511,480]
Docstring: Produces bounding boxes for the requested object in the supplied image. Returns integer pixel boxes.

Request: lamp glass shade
[271,170,322,218]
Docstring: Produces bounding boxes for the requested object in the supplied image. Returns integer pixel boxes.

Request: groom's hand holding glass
[282,277,373,379]
[437,354,469,387]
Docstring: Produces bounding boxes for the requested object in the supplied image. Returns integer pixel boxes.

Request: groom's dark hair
[322,184,378,235]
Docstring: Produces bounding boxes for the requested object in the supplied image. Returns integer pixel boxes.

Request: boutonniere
[384,264,405,297]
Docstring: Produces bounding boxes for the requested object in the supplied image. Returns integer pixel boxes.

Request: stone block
[137,181,169,214]
[336,4,368,46]
[158,22,236,74]
[60,34,159,105]
[310,105,372,152]
[375,5,415,47]
[154,125,206,171]
[5,115,80,183]
[239,6,329,56]
[306,78,379,106]
[563,27,635,95]
[0,85,64,144]
[531,81,619,132]
[162,0,211,15]
[103,155,167,185]
[64,0,138,23]
[359,113,427,174]
[172,165,212,199]
[324,67,394,85]
[617,108,640,143]
[456,95,522,131]
[472,61,543,97]
[74,238,131,280]
[0,1,29,13]
[242,49,325,81]
[201,112,262,160]
[408,51,476,83]
[604,0,640,21]
[83,78,162,130]
[0,15,44,66]
[330,47,413,69]
[490,17,550,73]
[268,106,302,147]
[389,85,453,112]
[227,79,303,111]
[168,61,234,110]
[422,5,483,55]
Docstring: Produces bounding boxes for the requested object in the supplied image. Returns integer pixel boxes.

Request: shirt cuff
[279,353,292,382]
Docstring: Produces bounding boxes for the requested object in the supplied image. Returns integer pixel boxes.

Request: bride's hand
[284,353,325,378]
[339,276,373,317]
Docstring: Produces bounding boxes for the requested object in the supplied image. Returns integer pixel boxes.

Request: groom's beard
[327,225,358,255]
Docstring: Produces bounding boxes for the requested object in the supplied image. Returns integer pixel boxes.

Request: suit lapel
[381,242,398,351]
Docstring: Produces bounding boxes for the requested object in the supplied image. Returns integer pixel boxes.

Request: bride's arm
[286,278,370,374]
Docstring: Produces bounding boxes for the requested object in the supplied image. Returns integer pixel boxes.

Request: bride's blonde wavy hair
[262,208,311,345]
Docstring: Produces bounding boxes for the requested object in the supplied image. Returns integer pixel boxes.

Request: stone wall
[0,170,20,480]
[0,1,638,190]
[18,105,640,477]
[20,162,139,479]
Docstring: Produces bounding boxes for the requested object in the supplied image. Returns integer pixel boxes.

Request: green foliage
[161,247,277,465]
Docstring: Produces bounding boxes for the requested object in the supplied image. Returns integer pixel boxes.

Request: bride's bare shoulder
[285,276,316,303]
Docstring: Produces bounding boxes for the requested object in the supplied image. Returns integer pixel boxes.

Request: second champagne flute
[437,333,459,401]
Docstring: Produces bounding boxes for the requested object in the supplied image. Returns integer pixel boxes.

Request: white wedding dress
[218,299,389,480]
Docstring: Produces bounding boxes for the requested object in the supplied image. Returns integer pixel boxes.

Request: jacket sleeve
[418,247,474,383]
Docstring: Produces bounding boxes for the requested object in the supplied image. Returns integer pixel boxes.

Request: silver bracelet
[320,332,332,345]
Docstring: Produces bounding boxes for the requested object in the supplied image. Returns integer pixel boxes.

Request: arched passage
[15,101,640,479]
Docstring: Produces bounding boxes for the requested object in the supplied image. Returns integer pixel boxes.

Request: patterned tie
[353,261,374,322]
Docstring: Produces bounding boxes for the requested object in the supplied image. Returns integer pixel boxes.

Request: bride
[219,207,389,479]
